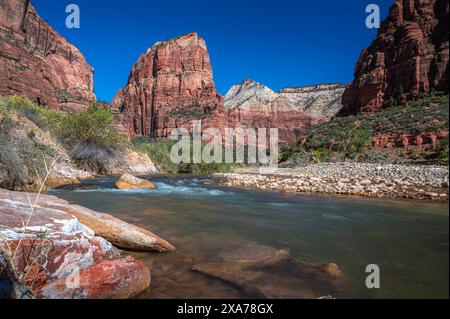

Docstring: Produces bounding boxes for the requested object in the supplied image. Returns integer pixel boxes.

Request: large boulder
[0,189,175,252]
[115,174,157,190]
[0,190,152,299]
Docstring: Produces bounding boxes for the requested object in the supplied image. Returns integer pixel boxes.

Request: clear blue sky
[33,0,393,102]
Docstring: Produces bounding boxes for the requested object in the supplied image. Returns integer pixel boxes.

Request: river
[49,176,449,299]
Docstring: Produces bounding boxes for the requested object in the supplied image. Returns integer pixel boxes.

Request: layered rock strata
[0,189,175,299]
[340,0,449,115]
[224,79,346,143]
[0,0,95,111]
[112,32,226,138]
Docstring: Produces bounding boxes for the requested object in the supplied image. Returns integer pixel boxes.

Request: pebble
[215,163,449,201]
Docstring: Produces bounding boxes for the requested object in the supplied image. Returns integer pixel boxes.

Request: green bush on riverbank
[280,94,449,165]
[132,137,240,174]
[0,96,126,176]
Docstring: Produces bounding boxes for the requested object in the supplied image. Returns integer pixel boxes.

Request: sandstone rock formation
[110,150,159,176]
[224,79,346,143]
[112,32,226,138]
[112,32,347,144]
[62,203,175,252]
[115,173,157,190]
[0,0,95,111]
[0,189,152,298]
[340,0,449,115]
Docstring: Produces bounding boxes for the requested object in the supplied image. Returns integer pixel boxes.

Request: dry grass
[0,156,57,298]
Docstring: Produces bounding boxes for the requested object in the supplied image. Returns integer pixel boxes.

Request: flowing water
[50,176,449,299]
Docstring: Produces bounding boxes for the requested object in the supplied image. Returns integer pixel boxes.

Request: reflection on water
[50,176,449,299]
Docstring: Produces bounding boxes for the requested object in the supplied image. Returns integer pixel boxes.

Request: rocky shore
[215,163,449,201]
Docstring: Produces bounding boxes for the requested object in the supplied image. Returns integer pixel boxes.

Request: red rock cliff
[0,0,95,111]
[340,0,449,115]
[112,32,226,138]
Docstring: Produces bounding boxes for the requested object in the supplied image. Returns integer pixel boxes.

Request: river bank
[215,163,449,201]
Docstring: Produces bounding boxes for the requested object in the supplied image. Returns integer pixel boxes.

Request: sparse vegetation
[132,137,240,174]
[0,98,56,190]
[281,94,449,165]
[0,96,127,188]
[167,104,216,120]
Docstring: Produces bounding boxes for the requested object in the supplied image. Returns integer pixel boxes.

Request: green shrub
[5,96,50,129]
[59,104,125,150]
[427,136,449,164]
[132,137,239,175]
[54,104,126,173]
[1,97,127,175]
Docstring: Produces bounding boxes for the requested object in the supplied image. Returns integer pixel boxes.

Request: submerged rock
[192,243,347,299]
[115,174,157,190]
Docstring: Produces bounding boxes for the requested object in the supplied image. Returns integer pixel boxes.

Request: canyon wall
[112,33,346,143]
[0,0,95,111]
[340,0,449,115]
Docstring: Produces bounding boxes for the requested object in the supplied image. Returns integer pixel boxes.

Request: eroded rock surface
[38,256,151,299]
[341,0,449,115]
[0,189,158,298]
[225,79,346,143]
[0,0,96,111]
[112,32,226,138]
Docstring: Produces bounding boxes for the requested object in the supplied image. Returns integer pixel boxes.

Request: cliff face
[0,0,95,111]
[224,79,346,143]
[112,32,226,138]
[113,32,347,143]
[340,0,449,115]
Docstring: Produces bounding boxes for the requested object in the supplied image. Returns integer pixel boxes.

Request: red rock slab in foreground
[38,256,151,299]
[0,190,152,299]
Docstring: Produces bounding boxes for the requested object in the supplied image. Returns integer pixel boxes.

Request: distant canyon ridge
[0,0,448,143]
[111,32,346,143]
